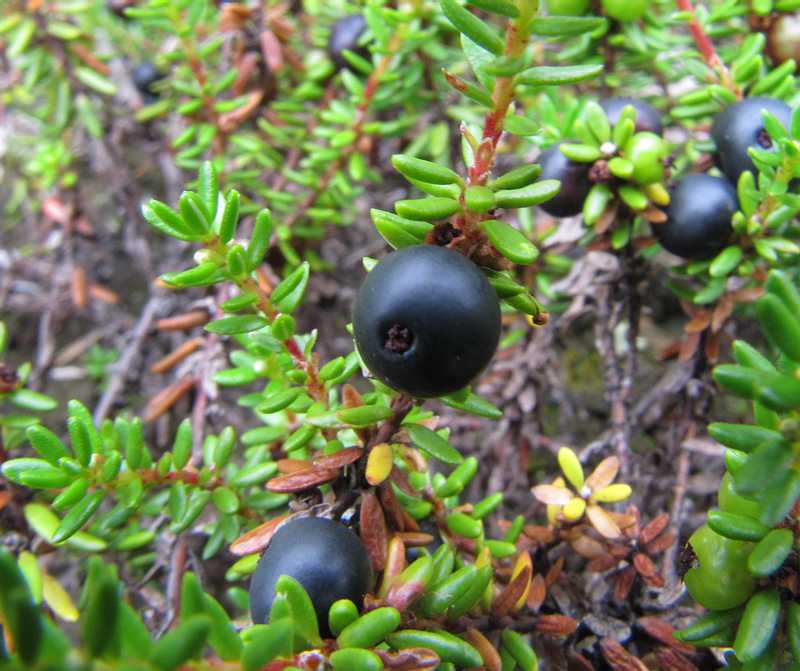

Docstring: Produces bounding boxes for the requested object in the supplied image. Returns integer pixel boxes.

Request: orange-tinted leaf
[523,525,556,543]
[684,310,711,333]
[343,384,365,409]
[586,505,621,539]
[598,638,648,671]
[491,565,531,619]
[705,330,721,362]
[678,331,701,362]
[260,29,284,71]
[584,456,619,491]
[390,465,420,498]
[633,553,655,578]
[711,294,733,333]
[360,490,389,572]
[608,512,637,531]
[645,532,677,555]
[465,628,502,671]
[587,554,618,573]
[545,556,563,587]
[535,614,578,636]
[230,515,289,556]
[395,531,435,548]
[637,616,695,655]
[527,573,546,613]
[640,513,669,545]
[276,458,312,474]
[511,552,533,611]
[612,565,636,600]
[150,337,204,374]
[643,573,665,588]
[379,483,407,531]
[570,534,606,559]
[314,447,364,469]
[156,311,209,331]
[265,466,339,493]
[730,286,764,303]
[142,378,196,423]
[0,491,10,511]
[531,484,573,506]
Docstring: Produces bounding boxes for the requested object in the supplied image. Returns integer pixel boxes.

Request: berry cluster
[537,95,792,260]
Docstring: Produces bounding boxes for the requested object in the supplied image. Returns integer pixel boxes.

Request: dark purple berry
[600,97,663,136]
[328,14,369,71]
[352,245,501,398]
[249,517,373,638]
[711,97,792,185]
[535,141,593,218]
[131,62,162,100]
[653,173,738,259]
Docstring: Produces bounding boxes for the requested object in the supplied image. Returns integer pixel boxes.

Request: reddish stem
[675,0,739,96]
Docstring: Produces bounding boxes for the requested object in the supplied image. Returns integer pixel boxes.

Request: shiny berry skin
[624,132,668,184]
[718,472,760,519]
[249,517,373,638]
[352,245,501,398]
[600,97,663,136]
[766,13,800,66]
[683,524,757,611]
[711,97,792,185]
[653,174,737,260]
[535,142,593,217]
[327,14,369,71]
[601,0,648,21]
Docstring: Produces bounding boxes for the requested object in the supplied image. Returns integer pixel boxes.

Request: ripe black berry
[131,62,162,101]
[352,245,501,398]
[249,517,373,638]
[653,174,738,259]
[327,14,369,71]
[600,97,663,136]
[535,142,593,218]
[711,97,792,185]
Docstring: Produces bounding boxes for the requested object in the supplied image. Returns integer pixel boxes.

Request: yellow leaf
[365,443,394,486]
[557,447,584,490]
[562,497,586,522]
[42,573,78,622]
[590,483,632,503]
[558,447,584,491]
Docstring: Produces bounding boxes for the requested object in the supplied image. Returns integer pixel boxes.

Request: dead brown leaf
[360,489,389,572]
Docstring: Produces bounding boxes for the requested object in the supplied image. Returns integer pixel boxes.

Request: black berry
[352,245,501,398]
[131,62,162,100]
[535,141,593,218]
[249,517,373,638]
[327,14,369,71]
[600,97,663,136]
[711,97,792,185]
[653,173,738,259]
